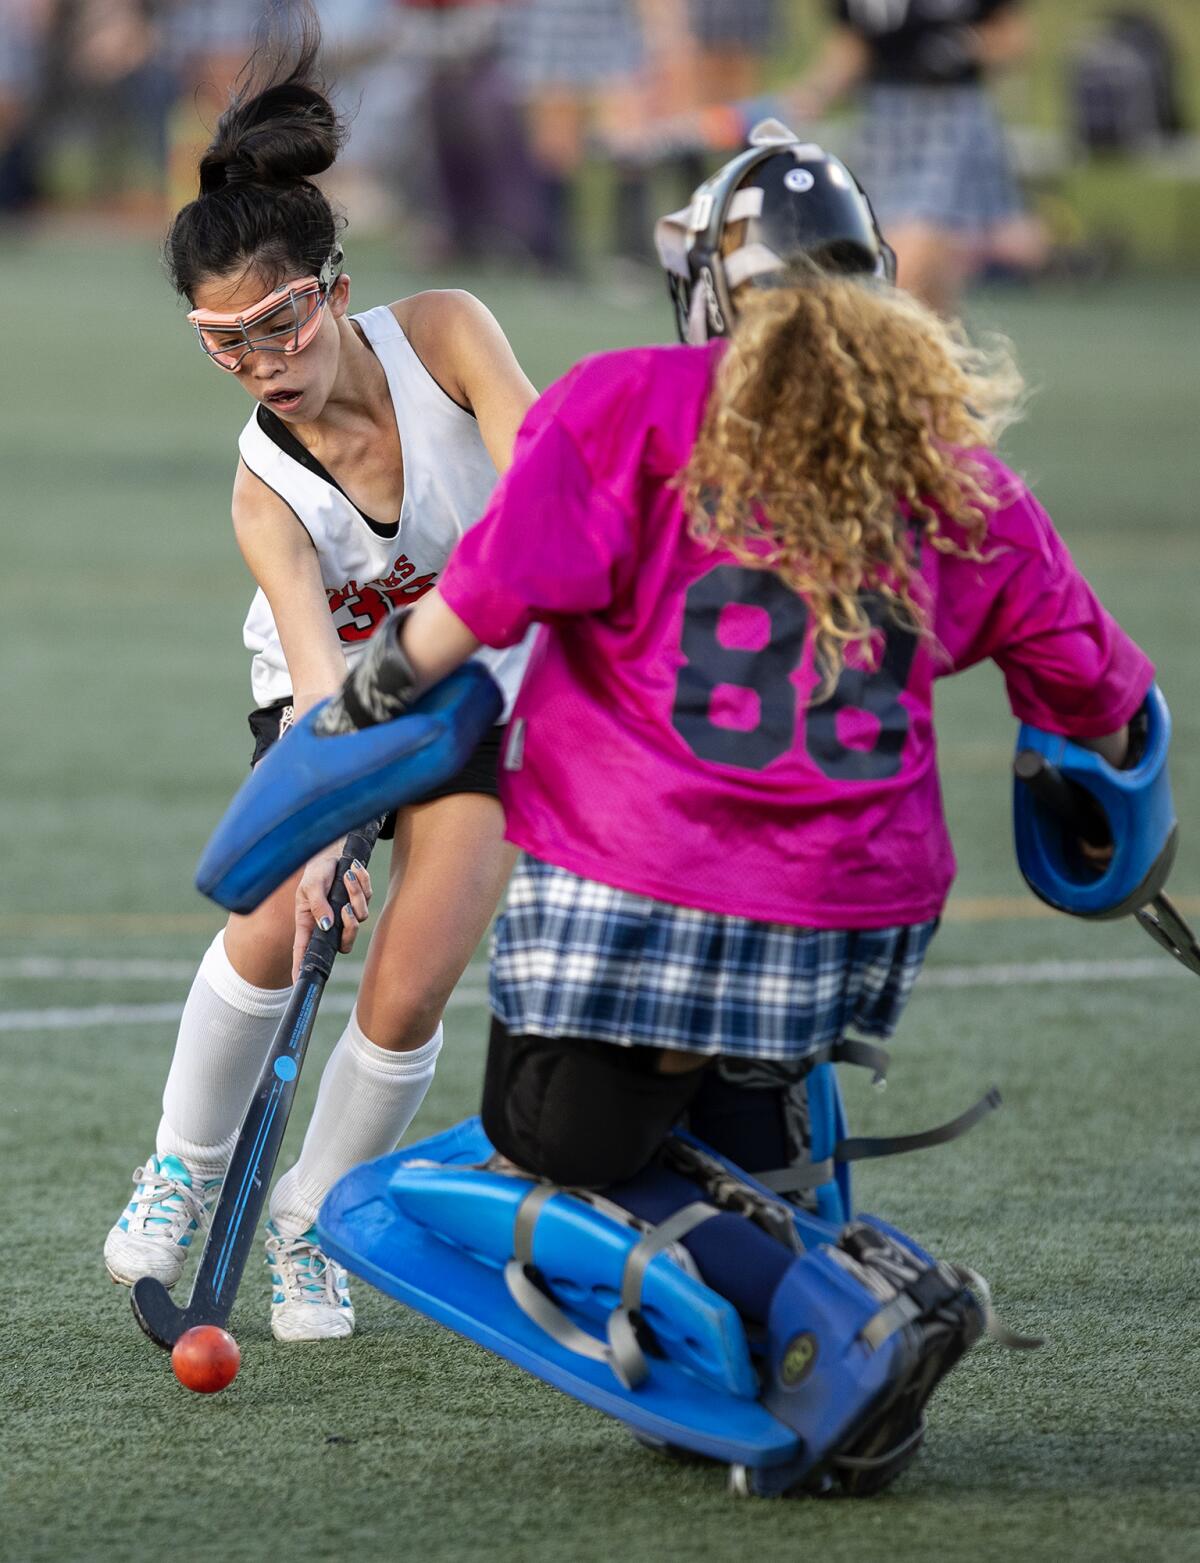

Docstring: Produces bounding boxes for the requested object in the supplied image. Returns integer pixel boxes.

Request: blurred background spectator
[499,0,697,273]
[789,2,1044,315]
[0,0,52,212]
[318,1,547,267]
[0,1,1196,286]
[1068,9,1187,154]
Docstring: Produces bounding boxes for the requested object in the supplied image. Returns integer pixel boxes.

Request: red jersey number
[328,575,437,643]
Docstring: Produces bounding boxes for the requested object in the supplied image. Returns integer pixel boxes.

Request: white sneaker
[266,1221,355,1341]
[104,1154,223,1288]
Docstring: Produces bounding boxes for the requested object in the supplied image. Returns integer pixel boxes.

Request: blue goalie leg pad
[608,1164,792,1326]
[318,1122,801,1471]
[196,665,503,913]
[318,1118,988,1492]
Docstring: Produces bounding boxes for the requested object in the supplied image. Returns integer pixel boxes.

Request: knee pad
[482,1020,709,1188]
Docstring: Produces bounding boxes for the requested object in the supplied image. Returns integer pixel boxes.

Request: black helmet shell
[655,123,895,343]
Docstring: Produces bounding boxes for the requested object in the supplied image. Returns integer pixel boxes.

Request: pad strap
[756,1087,1001,1198]
[504,1182,720,1392]
[807,1037,891,1085]
[834,1416,927,1473]
[837,1087,1002,1163]
[860,1261,1042,1353]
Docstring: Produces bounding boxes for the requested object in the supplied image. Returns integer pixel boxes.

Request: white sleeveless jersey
[237,304,532,718]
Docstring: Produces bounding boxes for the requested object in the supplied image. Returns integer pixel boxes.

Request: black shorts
[247,697,505,841]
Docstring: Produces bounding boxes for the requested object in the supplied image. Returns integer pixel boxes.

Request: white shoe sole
[106,1263,178,1290]
[270,1306,356,1343]
[103,1233,186,1290]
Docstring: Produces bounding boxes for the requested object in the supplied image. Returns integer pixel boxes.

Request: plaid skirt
[503,0,643,89]
[489,855,937,1062]
[851,84,1023,234]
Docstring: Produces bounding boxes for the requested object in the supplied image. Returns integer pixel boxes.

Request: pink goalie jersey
[439,342,1153,928]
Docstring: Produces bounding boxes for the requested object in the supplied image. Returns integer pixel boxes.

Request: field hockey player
[104,5,538,1342]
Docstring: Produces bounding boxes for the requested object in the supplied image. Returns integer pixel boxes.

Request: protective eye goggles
[187,249,344,371]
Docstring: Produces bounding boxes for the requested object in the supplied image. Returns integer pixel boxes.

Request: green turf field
[2,236,1199,1562]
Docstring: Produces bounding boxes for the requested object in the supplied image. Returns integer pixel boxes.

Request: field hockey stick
[1014,751,1200,977]
[131,818,383,1350]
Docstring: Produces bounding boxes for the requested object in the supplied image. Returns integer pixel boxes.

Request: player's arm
[788,25,871,121]
[970,2,1032,72]
[394,291,538,474]
[232,460,348,715]
[232,461,372,964]
[398,590,481,690]
[1077,728,1129,766]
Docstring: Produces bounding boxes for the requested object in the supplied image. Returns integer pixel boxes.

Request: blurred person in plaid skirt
[791,1,1041,315]
[502,0,698,274]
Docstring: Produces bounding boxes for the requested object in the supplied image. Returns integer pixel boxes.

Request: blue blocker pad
[319,1117,986,1494]
[196,664,503,914]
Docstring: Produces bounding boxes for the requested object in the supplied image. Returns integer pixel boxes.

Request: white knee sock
[269,1009,443,1239]
[156,931,292,1176]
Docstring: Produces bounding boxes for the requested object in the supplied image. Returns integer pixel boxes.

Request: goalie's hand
[293,843,373,980]
[313,608,418,736]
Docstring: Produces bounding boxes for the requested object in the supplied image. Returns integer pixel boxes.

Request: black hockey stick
[132,819,382,1349]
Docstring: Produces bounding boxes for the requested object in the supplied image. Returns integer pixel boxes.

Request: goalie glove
[315,609,418,736]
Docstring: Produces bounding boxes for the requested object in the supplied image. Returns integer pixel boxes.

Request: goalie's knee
[481,1018,710,1188]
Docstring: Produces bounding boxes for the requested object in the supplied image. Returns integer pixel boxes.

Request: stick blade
[131,1276,189,1350]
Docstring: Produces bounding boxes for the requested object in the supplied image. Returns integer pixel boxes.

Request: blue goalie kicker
[319,1112,1037,1499]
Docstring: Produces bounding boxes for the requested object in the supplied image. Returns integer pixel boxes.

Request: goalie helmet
[653,121,896,345]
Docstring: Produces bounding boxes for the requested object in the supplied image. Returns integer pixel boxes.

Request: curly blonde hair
[677,269,1026,692]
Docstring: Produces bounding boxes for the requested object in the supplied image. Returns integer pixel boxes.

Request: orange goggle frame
[187,277,330,370]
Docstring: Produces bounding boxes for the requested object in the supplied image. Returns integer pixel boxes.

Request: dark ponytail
[166,1,347,301]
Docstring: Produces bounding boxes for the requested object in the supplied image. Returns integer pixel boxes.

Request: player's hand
[1078,837,1115,871]
[293,843,372,979]
[313,608,416,736]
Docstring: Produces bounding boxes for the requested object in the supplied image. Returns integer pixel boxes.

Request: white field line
[0,955,1184,1033]
[0,956,370,985]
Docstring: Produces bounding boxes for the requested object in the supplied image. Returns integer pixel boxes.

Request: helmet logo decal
[784,168,816,194]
